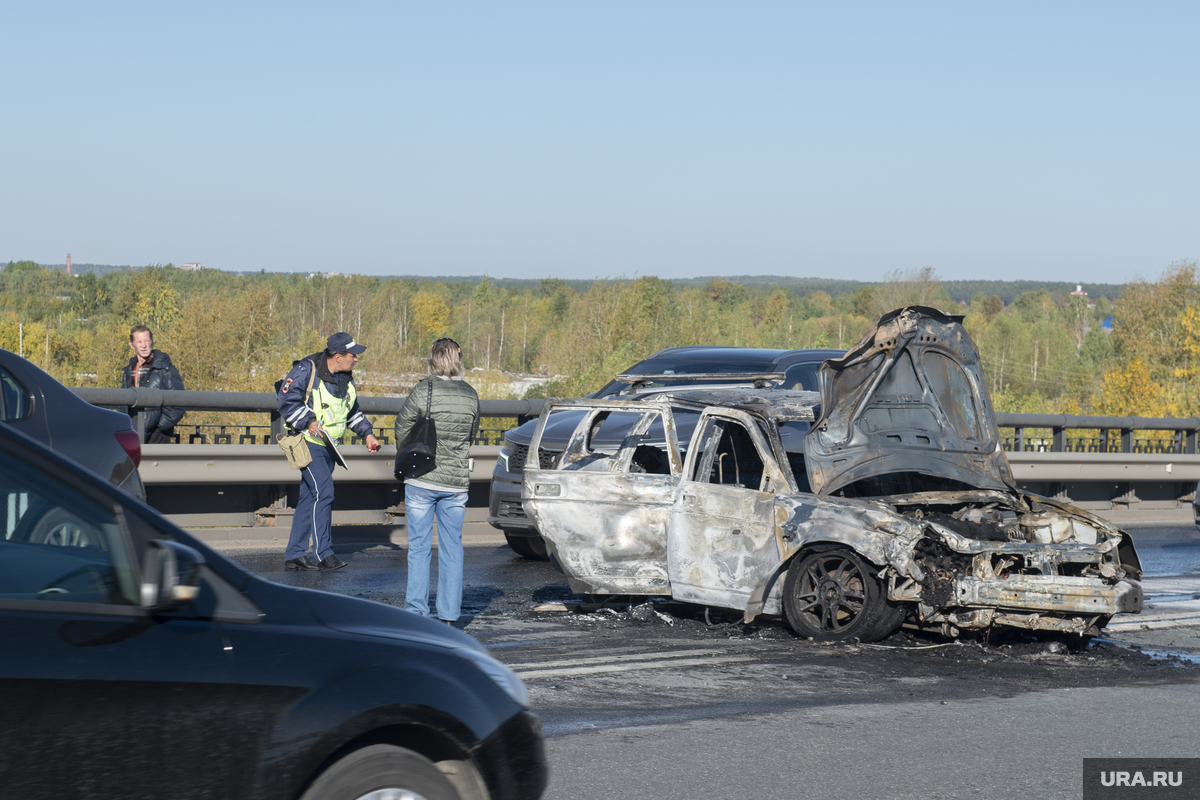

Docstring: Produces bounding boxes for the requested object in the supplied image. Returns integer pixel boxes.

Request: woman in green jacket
[394,338,480,624]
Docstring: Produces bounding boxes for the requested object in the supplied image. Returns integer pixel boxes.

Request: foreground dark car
[0,423,546,800]
[0,348,144,499]
[523,308,1142,642]
[491,346,843,558]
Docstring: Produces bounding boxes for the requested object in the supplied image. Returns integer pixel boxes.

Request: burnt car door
[805,305,1016,497]
[666,408,791,611]
[522,401,683,595]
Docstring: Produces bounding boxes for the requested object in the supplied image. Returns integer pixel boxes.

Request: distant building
[1069,284,1096,310]
[180,263,204,271]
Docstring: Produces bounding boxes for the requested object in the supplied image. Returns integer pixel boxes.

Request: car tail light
[114,428,142,468]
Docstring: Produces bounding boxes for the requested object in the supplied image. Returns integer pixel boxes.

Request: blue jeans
[287,442,336,561]
[403,485,468,621]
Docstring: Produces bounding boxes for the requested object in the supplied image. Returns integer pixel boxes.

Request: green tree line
[2,259,1196,420]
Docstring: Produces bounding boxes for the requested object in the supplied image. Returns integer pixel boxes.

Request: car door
[0,438,243,799]
[522,400,683,595]
[667,408,789,611]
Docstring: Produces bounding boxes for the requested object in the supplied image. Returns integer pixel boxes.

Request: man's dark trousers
[287,441,336,561]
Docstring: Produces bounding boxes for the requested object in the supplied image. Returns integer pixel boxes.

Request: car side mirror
[141,539,204,609]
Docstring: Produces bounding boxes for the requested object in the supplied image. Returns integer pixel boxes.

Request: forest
[2,259,1198,421]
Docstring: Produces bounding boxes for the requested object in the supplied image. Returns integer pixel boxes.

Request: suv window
[0,367,31,421]
[0,455,139,606]
[783,362,820,392]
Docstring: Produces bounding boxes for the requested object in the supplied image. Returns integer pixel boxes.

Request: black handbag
[394,379,437,481]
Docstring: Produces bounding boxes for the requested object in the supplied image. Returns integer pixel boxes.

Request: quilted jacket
[394,376,480,490]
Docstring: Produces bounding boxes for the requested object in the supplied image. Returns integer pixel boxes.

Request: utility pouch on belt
[277,360,318,470]
[277,431,312,469]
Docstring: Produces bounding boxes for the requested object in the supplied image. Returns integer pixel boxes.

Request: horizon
[12,259,1128,303]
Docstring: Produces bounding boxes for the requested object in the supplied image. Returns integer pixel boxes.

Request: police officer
[277,332,380,571]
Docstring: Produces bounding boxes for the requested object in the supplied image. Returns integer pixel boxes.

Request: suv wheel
[504,531,549,560]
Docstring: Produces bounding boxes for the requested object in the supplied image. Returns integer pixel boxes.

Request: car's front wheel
[782,546,904,643]
[300,744,460,800]
[504,531,549,560]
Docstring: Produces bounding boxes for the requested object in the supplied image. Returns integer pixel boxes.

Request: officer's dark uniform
[277,342,373,567]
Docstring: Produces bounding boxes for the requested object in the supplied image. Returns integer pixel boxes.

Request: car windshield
[594,356,782,398]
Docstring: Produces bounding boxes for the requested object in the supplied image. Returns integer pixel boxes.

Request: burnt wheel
[783,547,901,643]
[504,531,549,560]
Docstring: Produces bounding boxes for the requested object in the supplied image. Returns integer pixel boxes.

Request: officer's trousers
[287,441,336,561]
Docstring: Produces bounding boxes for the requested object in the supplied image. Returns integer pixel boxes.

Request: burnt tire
[783,546,903,643]
[504,531,549,560]
[300,744,460,800]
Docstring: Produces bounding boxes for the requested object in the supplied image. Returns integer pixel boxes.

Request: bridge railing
[74,387,1200,455]
[997,413,1200,455]
[72,387,544,446]
[70,389,1200,526]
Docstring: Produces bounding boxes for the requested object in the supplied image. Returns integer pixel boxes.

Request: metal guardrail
[996,413,1200,454]
[138,444,502,485]
[73,387,545,445]
[72,388,1200,525]
[74,387,1200,452]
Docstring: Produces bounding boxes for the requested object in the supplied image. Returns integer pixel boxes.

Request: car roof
[642,346,843,363]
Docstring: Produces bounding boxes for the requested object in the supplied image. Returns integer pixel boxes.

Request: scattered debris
[531,601,574,612]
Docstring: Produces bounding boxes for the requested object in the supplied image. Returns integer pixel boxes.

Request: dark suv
[489,346,843,558]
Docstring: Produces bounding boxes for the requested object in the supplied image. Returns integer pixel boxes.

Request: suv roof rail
[614,372,786,389]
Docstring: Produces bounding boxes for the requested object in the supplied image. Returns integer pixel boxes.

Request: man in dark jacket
[276,332,381,572]
[121,325,186,444]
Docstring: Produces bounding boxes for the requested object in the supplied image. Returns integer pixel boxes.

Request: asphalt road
[220,522,1200,800]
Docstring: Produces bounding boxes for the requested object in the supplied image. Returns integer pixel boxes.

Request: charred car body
[522,308,1142,642]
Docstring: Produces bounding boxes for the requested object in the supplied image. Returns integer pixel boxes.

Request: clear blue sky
[3,2,1197,284]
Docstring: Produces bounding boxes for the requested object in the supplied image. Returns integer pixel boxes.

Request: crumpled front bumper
[953,574,1142,616]
[909,575,1143,635]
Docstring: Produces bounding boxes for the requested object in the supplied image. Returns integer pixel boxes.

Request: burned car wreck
[522,307,1143,642]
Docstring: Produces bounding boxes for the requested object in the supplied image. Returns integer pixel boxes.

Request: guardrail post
[1014,426,1025,452]
[270,410,284,443]
[1100,428,1110,454]
[132,409,148,442]
[1052,426,1065,453]
[1121,428,1133,454]
[1188,428,1198,456]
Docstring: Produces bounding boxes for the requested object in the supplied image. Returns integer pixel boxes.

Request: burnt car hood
[805,306,1017,496]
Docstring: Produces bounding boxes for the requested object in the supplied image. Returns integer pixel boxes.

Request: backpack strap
[302,359,318,410]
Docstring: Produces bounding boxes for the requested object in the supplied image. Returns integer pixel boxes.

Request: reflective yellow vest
[303,375,357,446]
